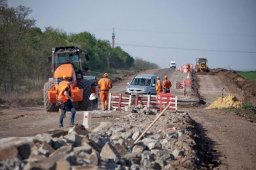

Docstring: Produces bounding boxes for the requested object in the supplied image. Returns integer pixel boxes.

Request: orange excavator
[43,46,91,112]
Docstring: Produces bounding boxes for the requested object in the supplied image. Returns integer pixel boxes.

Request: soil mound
[206,95,242,109]
[211,69,256,105]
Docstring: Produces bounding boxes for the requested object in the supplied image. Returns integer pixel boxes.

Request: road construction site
[0,68,256,169]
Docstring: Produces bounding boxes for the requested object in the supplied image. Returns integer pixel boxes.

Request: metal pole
[222,88,224,102]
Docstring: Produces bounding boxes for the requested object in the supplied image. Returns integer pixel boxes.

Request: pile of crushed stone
[206,95,242,109]
[0,110,203,170]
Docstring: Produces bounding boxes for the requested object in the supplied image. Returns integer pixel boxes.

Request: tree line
[0,1,158,96]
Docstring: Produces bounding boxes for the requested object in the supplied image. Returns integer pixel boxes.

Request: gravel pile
[0,110,199,170]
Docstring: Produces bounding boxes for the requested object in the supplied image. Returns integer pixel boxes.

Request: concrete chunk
[68,124,89,136]
[100,142,120,161]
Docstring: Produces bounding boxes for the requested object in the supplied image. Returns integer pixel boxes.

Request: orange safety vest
[163,79,172,89]
[98,78,112,91]
[57,80,70,103]
[156,80,163,93]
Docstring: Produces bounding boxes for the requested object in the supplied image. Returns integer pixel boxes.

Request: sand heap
[206,95,242,109]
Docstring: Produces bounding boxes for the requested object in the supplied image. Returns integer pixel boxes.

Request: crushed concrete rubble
[0,111,200,169]
[206,95,242,109]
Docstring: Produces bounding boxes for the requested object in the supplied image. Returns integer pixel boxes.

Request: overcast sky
[8,0,256,71]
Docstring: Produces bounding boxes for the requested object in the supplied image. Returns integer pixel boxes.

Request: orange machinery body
[47,64,83,103]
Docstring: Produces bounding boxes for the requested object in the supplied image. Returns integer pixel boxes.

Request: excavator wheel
[77,79,91,111]
[43,81,58,112]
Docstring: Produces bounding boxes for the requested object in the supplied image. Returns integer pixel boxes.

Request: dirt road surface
[0,69,158,138]
[189,73,256,170]
[190,108,256,170]
[197,73,243,104]
[0,68,256,169]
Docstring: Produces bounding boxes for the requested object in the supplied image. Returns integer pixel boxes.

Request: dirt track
[0,69,158,138]
[0,69,256,169]
[190,108,256,170]
[189,72,256,169]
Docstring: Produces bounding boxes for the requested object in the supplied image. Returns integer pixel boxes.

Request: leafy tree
[110,46,134,69]
[0,4,35,92]
[133,57,159,71]
[0,3,157,98]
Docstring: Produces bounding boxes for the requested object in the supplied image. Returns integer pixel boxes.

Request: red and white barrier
[156,93,177,112]
[108,93,177,112]
[107,93,131,111]
[176,81,184,89]
[176,74,192,96]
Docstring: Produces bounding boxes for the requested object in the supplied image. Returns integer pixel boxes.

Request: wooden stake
[134,102,171,144]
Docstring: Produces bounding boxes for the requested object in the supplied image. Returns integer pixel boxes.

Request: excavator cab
[52,47,84,80]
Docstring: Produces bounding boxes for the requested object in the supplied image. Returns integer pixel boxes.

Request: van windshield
[131,78,151,86]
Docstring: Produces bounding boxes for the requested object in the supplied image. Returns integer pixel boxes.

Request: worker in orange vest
[98,73,112,111]
[162,75,172,93]
[57,75,76,127]
[156,76,163,95]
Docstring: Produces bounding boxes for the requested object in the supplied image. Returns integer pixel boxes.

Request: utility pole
[112,28,115,48]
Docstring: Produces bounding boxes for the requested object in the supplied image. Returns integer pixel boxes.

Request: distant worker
[98,73,112,111]
[57,75,76,127]
[156,77,163,95]
[162,75,172,93]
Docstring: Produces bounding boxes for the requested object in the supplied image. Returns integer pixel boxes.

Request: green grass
[238,71,256,81]
[229,102,256,122]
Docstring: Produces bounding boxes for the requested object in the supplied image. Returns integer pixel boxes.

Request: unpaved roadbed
[189,107,256,170]
[0,68,256,169]
[1,110,205,169]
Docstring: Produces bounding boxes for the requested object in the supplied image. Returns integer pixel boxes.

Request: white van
[170,61,176,69]
[125,74,157,95]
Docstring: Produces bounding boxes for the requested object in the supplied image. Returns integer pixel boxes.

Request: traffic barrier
[108,93,131,111]
[180,64,193,73]
[183,79,192,87]
[157,93,177,112]
[183,64,188,73]
[108,93,177,112]
[134,94,159,110]
[176,81,184,89]
[176,78,191,96]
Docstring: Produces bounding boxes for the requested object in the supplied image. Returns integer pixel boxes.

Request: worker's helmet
[157,76,160,79]
[164,75,168,79]
[103,73,109,78]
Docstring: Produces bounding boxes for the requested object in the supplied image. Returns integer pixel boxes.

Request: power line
[116,43,256,54]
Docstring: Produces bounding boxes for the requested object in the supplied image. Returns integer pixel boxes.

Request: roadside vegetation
[238,71,256,81]
[230,102,256,122]
[0,1,158,106]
